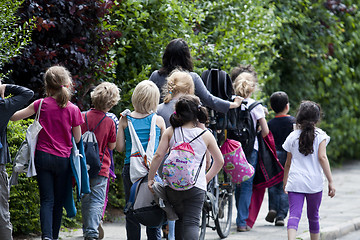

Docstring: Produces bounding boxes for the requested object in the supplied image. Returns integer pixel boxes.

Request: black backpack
[227,101,262,158]
[82,112,107,178]
[201,69,233,135]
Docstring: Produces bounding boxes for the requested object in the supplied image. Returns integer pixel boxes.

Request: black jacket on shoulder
[0,85,34,164]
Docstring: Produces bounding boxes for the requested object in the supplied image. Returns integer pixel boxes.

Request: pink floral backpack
[162,128,207,191]
[220,138,255,183]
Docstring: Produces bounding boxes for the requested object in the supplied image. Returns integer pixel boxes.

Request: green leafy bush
[262,0,360,163]
[2,0,120,109]
[7,120,41,235]
[0,0,32,75]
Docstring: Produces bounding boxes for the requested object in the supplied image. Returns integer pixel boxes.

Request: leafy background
[1,0,359,235]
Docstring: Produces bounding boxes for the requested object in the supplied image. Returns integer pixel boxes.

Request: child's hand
[148,179,155,194]
[283,181,288,194]
[328,182,336,198]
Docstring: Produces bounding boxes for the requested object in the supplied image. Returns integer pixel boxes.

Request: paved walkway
[27,161,360,240]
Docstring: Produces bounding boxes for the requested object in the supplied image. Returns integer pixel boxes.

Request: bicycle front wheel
[214,186,233,238]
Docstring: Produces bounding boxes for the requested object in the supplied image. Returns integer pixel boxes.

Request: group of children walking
[0,38,335,240]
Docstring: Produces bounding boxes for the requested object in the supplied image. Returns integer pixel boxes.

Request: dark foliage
[1,0,121,110]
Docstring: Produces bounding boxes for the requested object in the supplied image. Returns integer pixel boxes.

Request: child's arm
[72,126,82,143]
[10,102,36,121]
[115,116,127,153]
[318,140,336,198]
[283,152,292,194]
[108,142,116,150]
[258,117,269,137]
[205,151,211,171]
[156,115,166,136]
[148,128,172,192]
[107,120,117,150]
[204,131,224,183]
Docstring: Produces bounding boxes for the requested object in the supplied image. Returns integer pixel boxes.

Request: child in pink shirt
[11,66,84,240]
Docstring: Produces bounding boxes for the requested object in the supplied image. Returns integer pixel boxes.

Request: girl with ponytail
[282,100,335,240]
[148,95,224,240]
[11,66,84,240]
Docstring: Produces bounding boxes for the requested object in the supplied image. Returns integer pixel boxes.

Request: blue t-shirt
[124,113,161,164]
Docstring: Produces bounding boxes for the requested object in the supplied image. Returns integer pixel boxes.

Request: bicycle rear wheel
[214,183,233,238]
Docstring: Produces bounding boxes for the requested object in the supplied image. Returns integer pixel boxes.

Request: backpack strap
[174,128,207,143]
[35,99,44,121]
[189,129,207,184]
[194,153,206,184]
[248,101,262,112]
[85,111,107,132]
[189,129,207,143]
[85,110,108,168]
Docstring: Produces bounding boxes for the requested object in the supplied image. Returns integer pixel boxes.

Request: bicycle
[199,168,233,239]
[199,110,234,240]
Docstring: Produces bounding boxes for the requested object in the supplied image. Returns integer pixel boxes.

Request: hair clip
[173,111,176,115]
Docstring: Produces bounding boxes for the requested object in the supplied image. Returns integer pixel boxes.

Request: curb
[297,217,360,240]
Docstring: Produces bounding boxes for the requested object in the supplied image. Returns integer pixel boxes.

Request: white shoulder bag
[13,99,44,177]
[121,109,157,183]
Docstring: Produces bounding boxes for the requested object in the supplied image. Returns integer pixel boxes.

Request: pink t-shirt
[34,97,84,158]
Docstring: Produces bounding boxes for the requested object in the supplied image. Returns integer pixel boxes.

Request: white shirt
[168,127,208,191]
[242,98,266,151]
[282,128,330,193]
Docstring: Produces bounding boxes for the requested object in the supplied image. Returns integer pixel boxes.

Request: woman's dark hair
[159,38,193,76]
[170,95,208,128]
[296,100,322,156]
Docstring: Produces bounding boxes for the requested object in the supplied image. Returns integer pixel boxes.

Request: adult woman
[149,38,241,112]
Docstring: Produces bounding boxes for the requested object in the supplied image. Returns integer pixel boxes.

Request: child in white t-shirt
[282,100,336,240]
[232,72,269,232]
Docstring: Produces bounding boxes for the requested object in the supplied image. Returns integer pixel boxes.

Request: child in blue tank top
[116,80,166,240]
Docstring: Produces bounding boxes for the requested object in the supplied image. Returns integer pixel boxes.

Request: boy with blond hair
[81,82,120,240]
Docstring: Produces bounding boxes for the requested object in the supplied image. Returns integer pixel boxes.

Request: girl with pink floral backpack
[148,95,224,240]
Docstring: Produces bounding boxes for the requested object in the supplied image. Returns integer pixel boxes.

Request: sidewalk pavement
[31,160,360,240]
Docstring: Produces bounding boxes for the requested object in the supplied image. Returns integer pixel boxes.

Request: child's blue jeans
[235,149,258,227]
[35,150,71,240]
[268,150,289,219]
[82,175,108,239]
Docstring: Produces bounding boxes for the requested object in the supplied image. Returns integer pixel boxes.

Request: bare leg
[310,233,320,240]
[288,228,297,240]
